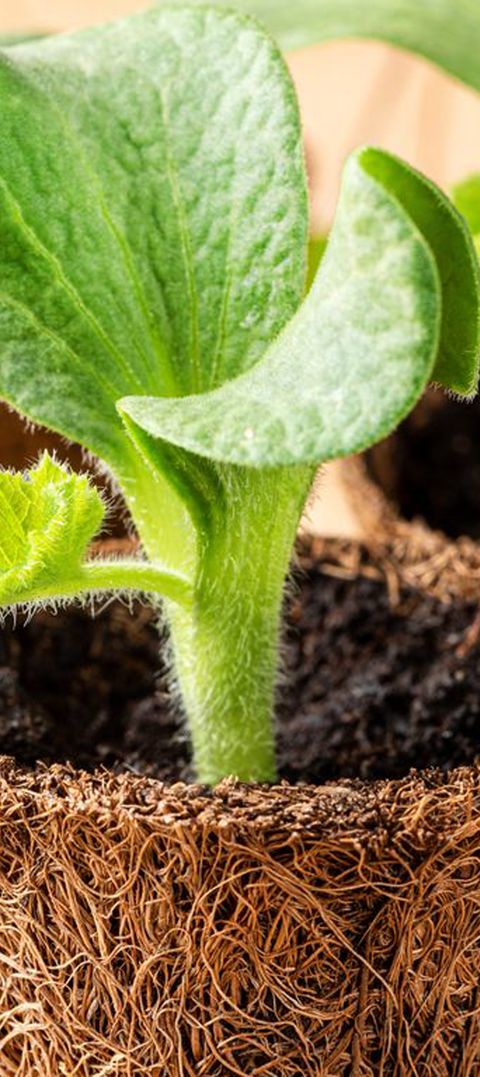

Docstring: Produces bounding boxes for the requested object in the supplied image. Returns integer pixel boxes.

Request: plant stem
[167,466,312,784]
[118,431,313,784]
[169,589,280,783]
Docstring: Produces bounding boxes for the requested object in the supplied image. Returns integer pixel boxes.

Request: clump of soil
[366,389,480,539]
[1,549,480,784]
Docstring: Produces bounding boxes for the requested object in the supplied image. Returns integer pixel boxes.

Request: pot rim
[2,754,480,841]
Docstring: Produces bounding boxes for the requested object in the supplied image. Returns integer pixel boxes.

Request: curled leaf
[120,148,480,468]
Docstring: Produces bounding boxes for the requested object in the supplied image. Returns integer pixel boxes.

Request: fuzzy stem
[169,586,280,783]
[166,467,312,784]
[117,431,313,784]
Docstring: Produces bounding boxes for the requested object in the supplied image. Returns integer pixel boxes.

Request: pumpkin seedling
[0,7,478,782]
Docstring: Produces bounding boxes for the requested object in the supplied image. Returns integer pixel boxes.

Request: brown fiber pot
[2,413,480,1073]
[1,755,480,1075]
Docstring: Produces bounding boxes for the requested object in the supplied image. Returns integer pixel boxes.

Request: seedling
[0,7,478,783]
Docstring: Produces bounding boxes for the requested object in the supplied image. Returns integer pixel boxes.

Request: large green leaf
[120,148,480,467]
[178,0,480,95]
[0,7,307,469]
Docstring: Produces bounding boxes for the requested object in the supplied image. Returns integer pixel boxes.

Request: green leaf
[453,174,480,254]
[179,0,480,95]
[0,453,104,605]
[0,453,193,609]
[360,149,480,395]
[120,147,480,468]
[0,8,307,470]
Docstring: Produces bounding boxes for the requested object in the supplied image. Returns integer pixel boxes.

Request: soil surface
[366,389,480,539]
[1,548,480,784]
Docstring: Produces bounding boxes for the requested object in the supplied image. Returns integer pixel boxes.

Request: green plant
[0,7,479,783]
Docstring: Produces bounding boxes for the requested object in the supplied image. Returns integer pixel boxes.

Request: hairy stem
[118,432,313,783]
[167,466,312,783]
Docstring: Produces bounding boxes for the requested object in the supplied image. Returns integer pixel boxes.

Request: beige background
[1,1,480,536]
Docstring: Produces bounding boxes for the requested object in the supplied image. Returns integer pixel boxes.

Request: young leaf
[0,454,193,609]
[453,174,480,254]
[120,148,480,467]
[0,8,307,470]
[0,454,104,606]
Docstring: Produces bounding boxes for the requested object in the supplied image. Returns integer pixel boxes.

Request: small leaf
[0,453,194,608]
[0,454,104,605]
[120,148,480,468]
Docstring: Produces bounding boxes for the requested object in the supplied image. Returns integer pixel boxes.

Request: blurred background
[2,1,480,536]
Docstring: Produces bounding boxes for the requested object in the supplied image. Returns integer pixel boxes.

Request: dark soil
[1,549,480,784]
[366,389,480,539]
